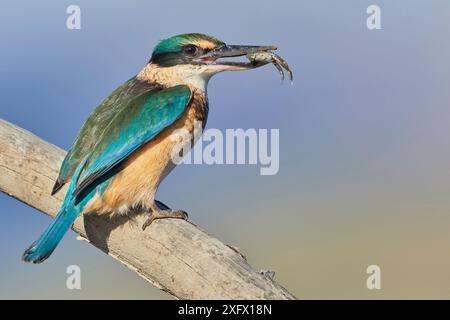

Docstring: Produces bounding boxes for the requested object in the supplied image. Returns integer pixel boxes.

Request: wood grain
[0,119,296,300]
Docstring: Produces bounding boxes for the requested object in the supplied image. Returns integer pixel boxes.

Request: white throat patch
[137,64,215,92]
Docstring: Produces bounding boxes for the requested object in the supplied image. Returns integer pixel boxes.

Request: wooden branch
[0,119,296,300]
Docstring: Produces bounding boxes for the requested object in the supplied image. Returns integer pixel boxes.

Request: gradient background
[1,0,450,299]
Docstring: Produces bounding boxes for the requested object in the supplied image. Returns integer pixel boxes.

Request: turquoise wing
[52,77,161,194]
[72,85,192,197]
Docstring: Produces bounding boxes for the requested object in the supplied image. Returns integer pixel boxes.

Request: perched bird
[22,33,278,263]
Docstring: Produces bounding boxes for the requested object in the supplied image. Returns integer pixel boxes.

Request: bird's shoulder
[52,76,162,194]
[72,84,193,196]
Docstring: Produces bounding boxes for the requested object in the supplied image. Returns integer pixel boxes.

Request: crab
[247,50,293,83]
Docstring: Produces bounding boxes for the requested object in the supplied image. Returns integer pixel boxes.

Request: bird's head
[147,33,276,84]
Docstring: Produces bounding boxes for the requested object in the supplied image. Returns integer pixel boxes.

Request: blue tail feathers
[22,206,79,263]
[23,157,89,264]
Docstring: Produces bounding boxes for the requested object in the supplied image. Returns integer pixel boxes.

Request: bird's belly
[84,103,203,215]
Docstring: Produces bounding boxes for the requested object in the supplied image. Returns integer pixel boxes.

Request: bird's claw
[142,209,189,230]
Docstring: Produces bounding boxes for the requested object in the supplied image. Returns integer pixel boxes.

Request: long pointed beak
[196,44,277,69]
[210,44,277,58]
[194,42,293,81]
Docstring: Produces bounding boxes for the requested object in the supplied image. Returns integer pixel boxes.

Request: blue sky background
[1,0,450,299]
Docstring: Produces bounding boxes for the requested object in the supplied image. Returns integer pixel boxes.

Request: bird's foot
[142,207,188,230]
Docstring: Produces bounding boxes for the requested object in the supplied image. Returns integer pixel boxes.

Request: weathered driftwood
[0,119,295,300]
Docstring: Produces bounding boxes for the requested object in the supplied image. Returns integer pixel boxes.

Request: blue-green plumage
[24,33,280,263]
[23,85,191,263]
[23,157,89,263]
[51,77,163,195]
[74,85,191,197]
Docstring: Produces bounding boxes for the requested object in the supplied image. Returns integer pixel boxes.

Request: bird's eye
[183,45,199,56]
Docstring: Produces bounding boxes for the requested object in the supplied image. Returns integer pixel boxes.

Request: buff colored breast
[84,90,207,215]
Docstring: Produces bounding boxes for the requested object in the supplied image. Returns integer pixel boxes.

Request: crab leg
[272,53,293,82]
[272,60,285,81]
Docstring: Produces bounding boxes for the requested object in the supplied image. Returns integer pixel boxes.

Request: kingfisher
[22,33,284,263]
